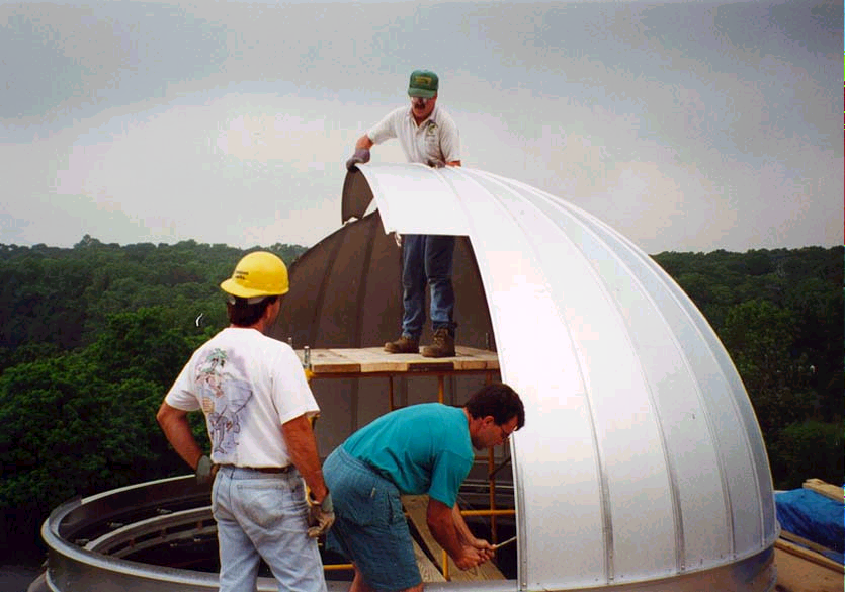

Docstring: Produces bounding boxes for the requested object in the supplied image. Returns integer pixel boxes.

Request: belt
[219,464,293,474]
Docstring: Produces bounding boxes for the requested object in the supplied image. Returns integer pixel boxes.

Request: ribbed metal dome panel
[354,163,777,590]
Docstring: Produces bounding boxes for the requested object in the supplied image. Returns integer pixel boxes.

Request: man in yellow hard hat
[157,251,333,592]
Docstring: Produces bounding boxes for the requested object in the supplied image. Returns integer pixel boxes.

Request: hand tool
[492,535,517,550]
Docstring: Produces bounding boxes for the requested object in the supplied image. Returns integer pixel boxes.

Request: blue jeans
[212,466,327,592]
[401,234,456,339]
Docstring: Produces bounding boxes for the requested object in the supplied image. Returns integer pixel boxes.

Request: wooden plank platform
[775,539,845,592]
[296,346,499,375]
[413,539,447,583]
[401,495,506,582]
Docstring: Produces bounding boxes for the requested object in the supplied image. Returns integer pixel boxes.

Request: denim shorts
[324,447,420,591]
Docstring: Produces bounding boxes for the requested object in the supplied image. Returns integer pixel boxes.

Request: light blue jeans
[212,466,327,592]
[401,234,456,339]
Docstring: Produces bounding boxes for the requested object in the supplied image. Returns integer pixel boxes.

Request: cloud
[1,0,841,253]
[3,84,406,248]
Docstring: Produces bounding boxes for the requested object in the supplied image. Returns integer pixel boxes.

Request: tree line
[0,238,841,559]
[653,247,843,491]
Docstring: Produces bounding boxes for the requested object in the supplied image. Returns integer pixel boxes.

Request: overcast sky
[1,0,841,254]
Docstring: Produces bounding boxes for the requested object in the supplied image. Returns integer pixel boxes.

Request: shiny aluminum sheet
[38,477,775,592]
[353,164,778,590]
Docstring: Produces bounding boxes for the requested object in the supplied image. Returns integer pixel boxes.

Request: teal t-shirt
[343,403,474,507]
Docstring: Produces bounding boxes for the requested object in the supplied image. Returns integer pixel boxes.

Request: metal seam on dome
[456,168,617,585]
[308,228,348,348]
[521,182,690,575]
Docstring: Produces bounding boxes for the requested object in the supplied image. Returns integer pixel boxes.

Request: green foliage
[0,237,306,369]
[88,307,201,388]
[719,300,812,434]
[768,420,844,490]
[0,309,200,519]
[0,353,113,513]
[0,239,841,555]
[654,246,844,491]
[654,246,843,426]
[0,237,306,554]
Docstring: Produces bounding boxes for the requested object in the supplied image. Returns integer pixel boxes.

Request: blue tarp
[775,486,844,564]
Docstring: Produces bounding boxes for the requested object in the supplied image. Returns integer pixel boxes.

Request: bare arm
[451,504,478,545]
[452,504,494,559]
[281,414,329,502]
[427,498,487,570]
[354,135,374,151]
[156,402,204,471]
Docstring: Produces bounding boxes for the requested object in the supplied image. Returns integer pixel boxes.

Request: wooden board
[347,347,412,373]
[401,495,506,582]
[453,346,499,370]
[775,538,844,573]
[298,349,360,373]
[802,479,843,503]
[297,347,499,375]
[413,539,446,583]
[775,542,845,592]
[780,530,841,560]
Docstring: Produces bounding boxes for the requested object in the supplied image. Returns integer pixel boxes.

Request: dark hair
[465,383,525,430]
[227,295,278,327]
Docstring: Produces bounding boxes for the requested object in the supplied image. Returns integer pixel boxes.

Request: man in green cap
[345,69,461,358]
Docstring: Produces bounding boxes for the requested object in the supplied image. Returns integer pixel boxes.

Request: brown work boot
[384,335,419,354]
[421,328,455,358]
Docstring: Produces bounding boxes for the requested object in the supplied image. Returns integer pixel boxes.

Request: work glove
[345,148,370,171]
[427,158,446,168]
[195,454,217,485]
[307,491,335,538]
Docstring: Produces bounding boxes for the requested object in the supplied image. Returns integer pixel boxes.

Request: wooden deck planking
[775,545,845,592]
[298,349,360,373]
[402,495,506,582]
[344,347,412,373]
[413,539,447,583]
[453,346,498,370]
[296,347,499,375]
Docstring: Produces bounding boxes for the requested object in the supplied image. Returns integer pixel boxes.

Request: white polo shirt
[367,104,460,165]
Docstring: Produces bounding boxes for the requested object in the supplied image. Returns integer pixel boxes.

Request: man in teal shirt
[323,383,525,592]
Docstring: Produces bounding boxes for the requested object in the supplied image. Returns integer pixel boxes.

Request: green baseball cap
[408,70,438,98]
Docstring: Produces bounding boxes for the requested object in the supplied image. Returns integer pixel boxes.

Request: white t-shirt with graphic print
[367,104,460,165]
[165,327,319,468]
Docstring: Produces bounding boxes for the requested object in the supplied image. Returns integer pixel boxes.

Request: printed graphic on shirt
[424,121,440,159]
[195,348,252,460]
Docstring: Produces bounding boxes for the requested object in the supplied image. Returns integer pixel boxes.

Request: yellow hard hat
[220,251,289,298]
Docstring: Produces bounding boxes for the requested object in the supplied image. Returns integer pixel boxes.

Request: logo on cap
[408,69,438,97]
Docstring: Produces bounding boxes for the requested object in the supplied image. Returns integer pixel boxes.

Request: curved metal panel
[342,169,375,224]
[360,164,472,236]
[354,164,778,590]
[38,476,774,592]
